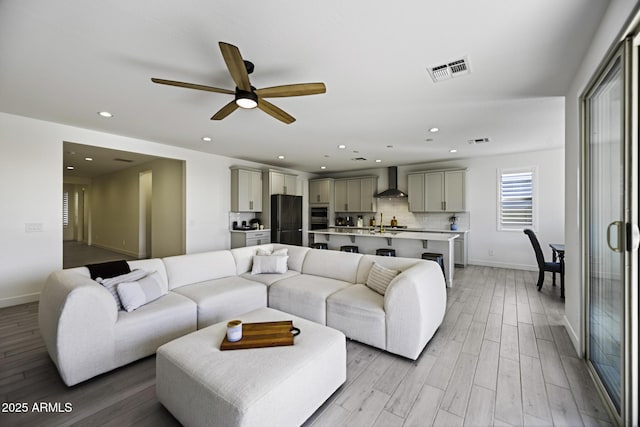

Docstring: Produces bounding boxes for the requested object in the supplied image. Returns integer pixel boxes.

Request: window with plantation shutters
[497,167,536,231]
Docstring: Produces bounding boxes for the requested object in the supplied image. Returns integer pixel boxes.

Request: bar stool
[376,248,396,257]
[310,242,328,250]
[340,245,359,253]
[422,252,445,278]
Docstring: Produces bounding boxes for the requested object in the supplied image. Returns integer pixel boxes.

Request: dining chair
[523,229,562,292]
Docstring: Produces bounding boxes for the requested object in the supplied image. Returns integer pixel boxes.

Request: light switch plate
[25,222,43,232]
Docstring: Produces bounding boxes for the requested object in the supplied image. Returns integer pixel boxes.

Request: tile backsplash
[344,198,470,230]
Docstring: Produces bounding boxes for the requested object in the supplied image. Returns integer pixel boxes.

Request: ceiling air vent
[113,158,134,163]
[427,56,471,83]
[467,137,490,145]
[350,157,367,161]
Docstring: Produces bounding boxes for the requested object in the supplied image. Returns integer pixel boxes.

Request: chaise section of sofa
[39,258,197,386]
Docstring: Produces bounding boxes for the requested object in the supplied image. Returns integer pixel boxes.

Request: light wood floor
[63,241,137,269]
[1,266,614,426]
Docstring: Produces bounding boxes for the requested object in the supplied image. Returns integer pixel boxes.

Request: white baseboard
[0,292,40,308]
[563,314,583,357]
[468,259,537,271]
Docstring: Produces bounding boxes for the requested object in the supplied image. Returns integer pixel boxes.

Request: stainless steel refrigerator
[271,194,302,245]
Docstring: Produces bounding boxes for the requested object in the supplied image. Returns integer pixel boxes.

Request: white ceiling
[0,0,609,174]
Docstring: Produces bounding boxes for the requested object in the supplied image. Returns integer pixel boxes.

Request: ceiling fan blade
[218,42,251,92]
[257,98,296,124]
[255,83,326,98]
[211,101,239,120]
[151,78,234,95]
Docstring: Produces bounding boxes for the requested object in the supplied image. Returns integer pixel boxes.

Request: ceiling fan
[152,42,326,124]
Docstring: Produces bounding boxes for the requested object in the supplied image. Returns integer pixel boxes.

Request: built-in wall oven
[310,207,329,230]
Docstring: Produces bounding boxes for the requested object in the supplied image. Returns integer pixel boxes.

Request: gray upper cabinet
[360,177,377,213]
[443,170,466,212]
[230,167,263,212]
[408,169,466,212]
[407,173,425,212]
[269,170,298,195]
[309,178,333,205]
[334,176,377,213]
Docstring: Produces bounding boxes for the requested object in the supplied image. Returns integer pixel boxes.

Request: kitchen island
[309,228,457,287]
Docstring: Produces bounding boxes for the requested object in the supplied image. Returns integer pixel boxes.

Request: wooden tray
[220,320,297,351]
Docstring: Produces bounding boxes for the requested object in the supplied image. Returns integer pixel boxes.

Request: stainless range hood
[375,166,407,198]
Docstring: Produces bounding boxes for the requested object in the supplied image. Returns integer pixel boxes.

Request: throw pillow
[366,262,399,295]
[86,260,131,280]
[251,255,289,274]
[255,248,288,256]
[272,248,288,256]
[97,269,150,310]
[117,274,165,312]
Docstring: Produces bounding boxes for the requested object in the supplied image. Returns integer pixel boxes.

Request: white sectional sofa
[39,244,447,386]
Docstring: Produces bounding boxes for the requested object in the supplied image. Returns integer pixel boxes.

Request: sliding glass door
[582,35,638,425]
[586,51,624,413]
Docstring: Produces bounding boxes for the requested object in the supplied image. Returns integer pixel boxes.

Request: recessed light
[277,155,285,160]
[338,144,346,149]
[98,111,113,118]
[429,127,440,133]
[202,136,212,142]
[320,166,326,170]
[84,157,93,161]
[375,159,382,163]
[66,166,75,170]
[449,149,458,153]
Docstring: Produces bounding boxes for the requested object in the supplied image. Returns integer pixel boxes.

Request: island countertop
[309,228,458,287]
[310,229,458,242]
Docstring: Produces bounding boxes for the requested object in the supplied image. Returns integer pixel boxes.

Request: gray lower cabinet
[230,230,271,249]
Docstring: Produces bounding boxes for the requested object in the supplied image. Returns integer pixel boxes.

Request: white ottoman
[156,307,346,427]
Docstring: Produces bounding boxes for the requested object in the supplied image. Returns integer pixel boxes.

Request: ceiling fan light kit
[235,90,258,109]
[152,41,326,124]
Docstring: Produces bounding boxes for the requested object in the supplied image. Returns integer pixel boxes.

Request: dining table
[549,243,565,298]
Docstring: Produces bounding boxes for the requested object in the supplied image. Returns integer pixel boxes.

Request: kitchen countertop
[327,226,469,234]
[230,228,270,233]
[311,228,457,241]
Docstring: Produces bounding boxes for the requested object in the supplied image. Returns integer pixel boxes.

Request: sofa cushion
[268,274,352,325]
[301,249,362,284]
[115,292,197,366]
[163,251,237,290]
[272,244,310,273]
[240,270,300,287]
[327,284,386,349]
[172,276,267,328]
[365,262,399,295]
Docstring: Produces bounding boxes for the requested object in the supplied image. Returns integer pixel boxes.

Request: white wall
[0,112,309,307]
[322,147,565,270]
[564,0,638,355]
